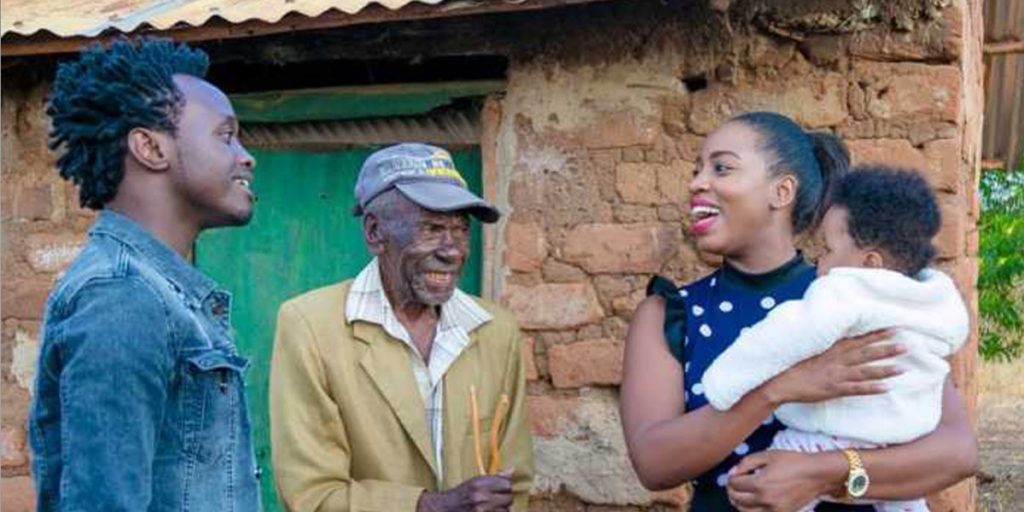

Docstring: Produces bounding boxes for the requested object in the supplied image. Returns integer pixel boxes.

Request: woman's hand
[761,329,906,406]
[725,450,846,512]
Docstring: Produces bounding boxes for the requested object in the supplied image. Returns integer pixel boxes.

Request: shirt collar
[90,209,220,302]
[345,258,492,336]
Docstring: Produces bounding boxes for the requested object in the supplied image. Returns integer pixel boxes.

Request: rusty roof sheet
[0,0,449,38]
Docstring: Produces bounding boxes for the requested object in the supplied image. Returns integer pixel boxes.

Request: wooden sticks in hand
[469,385,511,476]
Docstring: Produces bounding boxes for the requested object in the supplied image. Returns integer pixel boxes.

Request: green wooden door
[195,146,483,510]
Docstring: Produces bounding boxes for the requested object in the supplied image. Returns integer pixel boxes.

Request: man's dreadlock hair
[47,38,210,209]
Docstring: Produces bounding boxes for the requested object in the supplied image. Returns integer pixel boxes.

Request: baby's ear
[863,250,886,269]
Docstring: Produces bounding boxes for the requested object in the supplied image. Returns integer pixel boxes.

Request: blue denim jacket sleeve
[52,276,174,510]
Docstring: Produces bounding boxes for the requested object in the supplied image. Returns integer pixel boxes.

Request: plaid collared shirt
[345,258,492,485]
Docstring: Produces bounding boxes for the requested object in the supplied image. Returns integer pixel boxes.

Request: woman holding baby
[620,111,978,512]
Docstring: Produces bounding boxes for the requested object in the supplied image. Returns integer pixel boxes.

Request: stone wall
[0,1,984,509]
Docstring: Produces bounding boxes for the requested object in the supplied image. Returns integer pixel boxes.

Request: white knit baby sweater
[702,267,969,444]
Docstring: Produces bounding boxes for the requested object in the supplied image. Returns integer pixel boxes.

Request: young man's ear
[863,250,886,269]
[126,128,172,172]
[770,174,798,210]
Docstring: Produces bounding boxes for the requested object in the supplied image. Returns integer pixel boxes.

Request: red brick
[848,20,960,63]
[12,183,52,222]
[853,62,961,122]
[24,232,86,274]
[621,147,645,163]
[526,394,579,438]
[658,205,682,222]
[504,222,546,272]
[548,339,624,389]
[503,283,604,330]
[612,289,647,316]
[523,337,539,381]
[576,110,660,149]
[592,275,631,304]
[798,35,845,67]
[615,162,660,204]
[1,426,28,468]
[656,160,686,204]
[562,223,681,273]
[848,85,868,121]
[688,72,847,134]
[921,138,962,193]
[935,194,967,259]
[541,259,587,283]
[1,281,52,321]
[613,204,658,223]
[847,139,927,171]
[1,476,35,512]
[675,134,703,163]
[848,138,962,195]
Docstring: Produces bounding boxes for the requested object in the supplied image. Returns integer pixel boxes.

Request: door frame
[233,79,505,301]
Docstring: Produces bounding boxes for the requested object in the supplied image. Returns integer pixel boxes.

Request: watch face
[849,473,870,497]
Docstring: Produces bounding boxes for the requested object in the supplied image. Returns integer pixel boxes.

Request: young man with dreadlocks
[29,39,260,511]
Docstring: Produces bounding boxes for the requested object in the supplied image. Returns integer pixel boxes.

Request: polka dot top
[648,255,874,511]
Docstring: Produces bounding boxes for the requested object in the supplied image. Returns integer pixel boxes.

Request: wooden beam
[231,81,504,123]
[982,159,1007,170]
[0,0,615,58]
[984,40,1024,55]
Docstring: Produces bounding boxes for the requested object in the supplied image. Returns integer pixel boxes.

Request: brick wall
[2,71,94,510]
[487,1,983,509]
[0,1,984,509]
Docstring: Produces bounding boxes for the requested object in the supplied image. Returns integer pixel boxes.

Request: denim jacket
[29,210,260,511]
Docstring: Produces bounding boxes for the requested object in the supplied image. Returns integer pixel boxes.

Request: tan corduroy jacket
[270,280,534,512]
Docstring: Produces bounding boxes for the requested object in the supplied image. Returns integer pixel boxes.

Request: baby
[702,166,969,512]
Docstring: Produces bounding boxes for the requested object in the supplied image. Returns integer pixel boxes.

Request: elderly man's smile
[424,271,455,288]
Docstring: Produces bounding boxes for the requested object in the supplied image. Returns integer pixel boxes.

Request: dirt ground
[976,358,1024,512]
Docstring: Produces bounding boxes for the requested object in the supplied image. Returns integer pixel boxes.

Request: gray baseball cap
[352,143,500,223]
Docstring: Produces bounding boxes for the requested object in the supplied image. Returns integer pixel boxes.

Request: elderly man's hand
[417,469,514,512]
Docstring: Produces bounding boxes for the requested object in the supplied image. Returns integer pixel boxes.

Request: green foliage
[978,168,1024,361]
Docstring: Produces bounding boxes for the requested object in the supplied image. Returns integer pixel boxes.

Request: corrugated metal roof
[242,107,480,148]
[0,0,446,38]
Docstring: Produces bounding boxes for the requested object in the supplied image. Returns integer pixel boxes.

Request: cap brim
[395,182,501,223]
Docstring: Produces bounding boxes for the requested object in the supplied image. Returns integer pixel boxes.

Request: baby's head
[817,165,941,277]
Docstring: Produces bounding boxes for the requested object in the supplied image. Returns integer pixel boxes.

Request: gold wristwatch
[842,449,870,499]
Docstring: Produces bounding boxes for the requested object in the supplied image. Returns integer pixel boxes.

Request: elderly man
[270,143,533,512]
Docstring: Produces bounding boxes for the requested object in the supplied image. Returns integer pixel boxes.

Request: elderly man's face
[369,194,470,308]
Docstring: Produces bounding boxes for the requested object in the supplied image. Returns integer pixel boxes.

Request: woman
[620,112,978,511]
